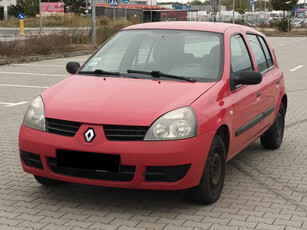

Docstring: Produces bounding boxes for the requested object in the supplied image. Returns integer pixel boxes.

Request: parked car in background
[293,17,306,27]
[244,19,257,27]
[257,18,271,26]
[19,22,287,204]
[244,18,271,27]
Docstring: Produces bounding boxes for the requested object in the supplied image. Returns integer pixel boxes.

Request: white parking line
[289,65,304,72]
[0,101,28,107]
[10,64,65,67]
[0,71,67,77]
[0,84,49,89]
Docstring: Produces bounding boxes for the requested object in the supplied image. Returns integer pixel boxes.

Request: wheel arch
[281,94,287,114]
[216,125,230,158]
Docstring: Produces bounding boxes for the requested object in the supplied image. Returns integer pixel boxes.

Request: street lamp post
[39,0,42,33]
[92,0,96,45]
[150,0,153,22]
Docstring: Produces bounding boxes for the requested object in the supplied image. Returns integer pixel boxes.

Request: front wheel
[260,103,285,150]
[188,135,226,204]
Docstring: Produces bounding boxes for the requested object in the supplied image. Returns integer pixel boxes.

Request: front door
[228,34,262,156]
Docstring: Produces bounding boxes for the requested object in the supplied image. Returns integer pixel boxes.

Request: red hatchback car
[19,22,287,204]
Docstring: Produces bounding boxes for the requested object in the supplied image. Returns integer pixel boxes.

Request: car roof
[123,21,257,34]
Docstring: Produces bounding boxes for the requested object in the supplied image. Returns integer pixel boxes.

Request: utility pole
[92,0,96,45]
[39,0,42,33]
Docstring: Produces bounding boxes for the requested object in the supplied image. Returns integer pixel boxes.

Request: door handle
[257,92,261,97]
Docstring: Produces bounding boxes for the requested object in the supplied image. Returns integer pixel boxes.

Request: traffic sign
[123,0,129,3]
[18,13,25,20]
[186,3,191,10]
[250,1,254,6]
[110,0,118,6]
[18,13,25,36]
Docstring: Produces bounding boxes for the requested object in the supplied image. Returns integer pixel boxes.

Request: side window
[247,34,268,73]
[258,36,274,67]
[231,34,253,77]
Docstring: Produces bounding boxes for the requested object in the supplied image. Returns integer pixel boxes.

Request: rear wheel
[188,135,226,204]
[34,175,65,186]
[260,103,285,150]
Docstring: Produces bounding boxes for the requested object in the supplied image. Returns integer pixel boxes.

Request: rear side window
[247,34,268,73]
[258,36,274,67]
[230,34,253,76]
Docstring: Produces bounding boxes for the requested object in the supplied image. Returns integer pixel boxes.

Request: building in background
[0,0,16,20]
[295,0,307,17]
[95,0,166,22]
[96,0,157,6]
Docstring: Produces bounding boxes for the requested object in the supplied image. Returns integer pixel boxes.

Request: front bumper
[19,124,215,190]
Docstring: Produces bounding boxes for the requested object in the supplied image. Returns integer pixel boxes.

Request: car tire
[260,103,285,150]
[34,175,65,186]
[188,135,226,204]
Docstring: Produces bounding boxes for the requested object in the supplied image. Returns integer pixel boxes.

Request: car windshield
[80,30,223,82]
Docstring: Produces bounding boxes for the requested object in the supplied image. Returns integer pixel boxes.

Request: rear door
[246,34,280,132]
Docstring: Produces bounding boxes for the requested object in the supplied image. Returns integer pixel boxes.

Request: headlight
[23,96,46,131]
[144,107,197,141]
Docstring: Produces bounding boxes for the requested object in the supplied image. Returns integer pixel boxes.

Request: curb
[0,50,94,66]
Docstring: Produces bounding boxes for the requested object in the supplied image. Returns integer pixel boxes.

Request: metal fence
[96,7,144,22]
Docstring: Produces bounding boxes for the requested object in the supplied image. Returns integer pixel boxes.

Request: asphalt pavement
[0,37,306,229]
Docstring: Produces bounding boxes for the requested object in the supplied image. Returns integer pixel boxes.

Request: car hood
[42,76,215,126]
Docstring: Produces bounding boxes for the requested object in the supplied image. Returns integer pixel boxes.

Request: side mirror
[66,62,80,75]
[234,70,262,85]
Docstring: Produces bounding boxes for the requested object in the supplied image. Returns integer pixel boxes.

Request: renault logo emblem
[84,128,95,143]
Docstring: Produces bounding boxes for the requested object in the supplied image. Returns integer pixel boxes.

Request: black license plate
[56,150,120,172]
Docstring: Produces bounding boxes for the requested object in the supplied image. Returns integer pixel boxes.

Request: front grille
[103,125,148,141]
[47,150,135,182]
[144,164,191,182]
[46,118,82,137]
[20,151,43,169]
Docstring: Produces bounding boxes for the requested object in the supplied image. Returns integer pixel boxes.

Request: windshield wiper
[78,69,120,76]
[127,70,196,82]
